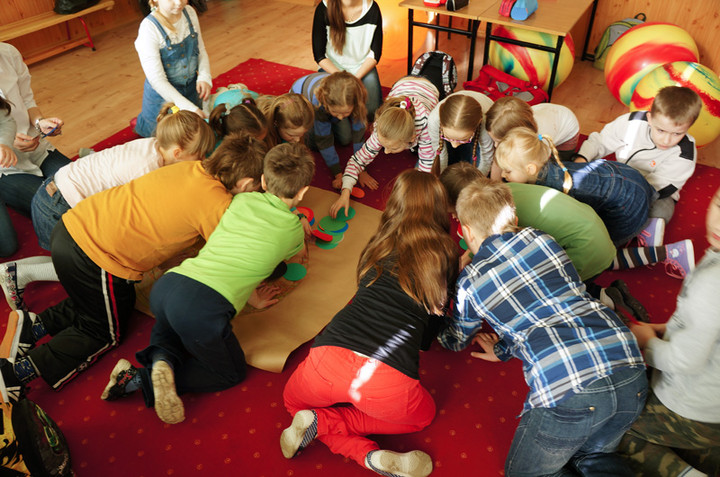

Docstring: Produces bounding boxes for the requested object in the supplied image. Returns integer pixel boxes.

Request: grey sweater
[647,247,720,423]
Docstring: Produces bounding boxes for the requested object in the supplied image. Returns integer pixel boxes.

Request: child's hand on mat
[14,132,40,152]
[197,81,211,101]
[0,144,18,168]
[470,333,501,362]
[358,171,378,190]
[248,284,282,309]
[330,188,351,219]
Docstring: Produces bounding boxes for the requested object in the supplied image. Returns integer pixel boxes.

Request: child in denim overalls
[134,0,212,137]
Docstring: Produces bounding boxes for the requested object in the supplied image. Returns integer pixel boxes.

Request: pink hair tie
[399,98,409,110]
[243,98,253,104]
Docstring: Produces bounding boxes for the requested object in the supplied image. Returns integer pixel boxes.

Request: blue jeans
[134,9,200,137]
[135,272,247,407]
[0,149,70,256]
[31,176,72,251]
[362,67,382,119]
[538,160,657,246]
[505,366,648,477]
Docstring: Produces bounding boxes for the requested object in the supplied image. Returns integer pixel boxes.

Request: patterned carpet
[2,58,719,476]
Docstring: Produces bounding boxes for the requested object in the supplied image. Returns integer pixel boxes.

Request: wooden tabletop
[399,0,497,21]
[478,0,595,36]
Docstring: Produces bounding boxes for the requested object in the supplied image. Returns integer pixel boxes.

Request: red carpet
[2,58,719,477]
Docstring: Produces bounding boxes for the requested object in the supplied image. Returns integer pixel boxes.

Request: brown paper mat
[134,186,381,373]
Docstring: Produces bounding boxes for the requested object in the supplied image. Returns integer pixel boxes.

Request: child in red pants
[281,170,459,477]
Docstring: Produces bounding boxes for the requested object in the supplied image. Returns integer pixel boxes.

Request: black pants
[31,220,136,389]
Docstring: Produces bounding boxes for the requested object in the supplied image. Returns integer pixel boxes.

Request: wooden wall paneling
[1,0,142,61]
[586,0,720,74]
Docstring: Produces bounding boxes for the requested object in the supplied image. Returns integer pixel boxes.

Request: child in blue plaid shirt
[439,179,647,476]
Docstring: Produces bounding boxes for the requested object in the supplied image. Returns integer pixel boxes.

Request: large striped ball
[630,62,720,147]
[604,22,699,106]
[488,25,575,92]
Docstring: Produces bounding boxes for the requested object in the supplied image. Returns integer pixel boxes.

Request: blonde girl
[485,96,580,179]
[0,105,214,313]
[330,76,439,218]
[257,93,315,147]
[134,0,212,137]
[282,169,457,477]
[291,71,367,181]
[312,0,383,117]
[208,97,267,145]
[495,126,656,246]
[427,90,494,175]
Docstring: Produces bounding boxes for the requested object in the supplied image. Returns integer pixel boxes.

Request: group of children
[1,0,718,475]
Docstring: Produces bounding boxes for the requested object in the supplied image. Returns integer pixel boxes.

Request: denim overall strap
[135,9,201,137]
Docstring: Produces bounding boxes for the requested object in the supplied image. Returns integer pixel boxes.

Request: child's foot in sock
[365,449,433,477]
[151,360,184,424]
[101,358,141,400]
[280,410,317,458]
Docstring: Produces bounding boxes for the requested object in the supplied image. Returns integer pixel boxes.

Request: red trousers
[283,346,436,466]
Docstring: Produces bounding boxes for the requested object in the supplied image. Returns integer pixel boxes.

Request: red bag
[463,65,548,105]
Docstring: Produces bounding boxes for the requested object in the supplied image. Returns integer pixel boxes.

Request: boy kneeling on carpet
[101,142,314,424]
[438,179,648,476]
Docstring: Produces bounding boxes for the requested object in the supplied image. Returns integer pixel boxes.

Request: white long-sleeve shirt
[53,138,161,207]
[134,6,212,112]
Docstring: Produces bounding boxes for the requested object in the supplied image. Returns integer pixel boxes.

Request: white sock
[13,256,58,287]
[599,288,615,309]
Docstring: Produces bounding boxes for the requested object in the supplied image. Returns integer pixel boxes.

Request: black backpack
[1,397,72,477]
[411,51,458,100]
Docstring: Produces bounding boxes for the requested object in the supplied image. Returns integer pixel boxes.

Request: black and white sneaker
[0,262,26,312]
[0,358,25,403]
[101,358,139,401]
[0,310,40,360]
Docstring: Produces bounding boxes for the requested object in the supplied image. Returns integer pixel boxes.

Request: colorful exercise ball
[488,25,575,92]
[630,62,720,147]
[604,22,699,106]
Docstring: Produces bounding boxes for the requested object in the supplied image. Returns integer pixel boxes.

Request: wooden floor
[25,0,720,168]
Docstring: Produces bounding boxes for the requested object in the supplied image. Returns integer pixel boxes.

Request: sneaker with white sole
[280,410,318,458]
[151,360,184,424]
[0,358,25,403]
[365,449,433,477]
[665,239,695,279]
[0,310,41,360]
[0,262,26,311]
[101,358,139,401]
[637,218,665,247]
